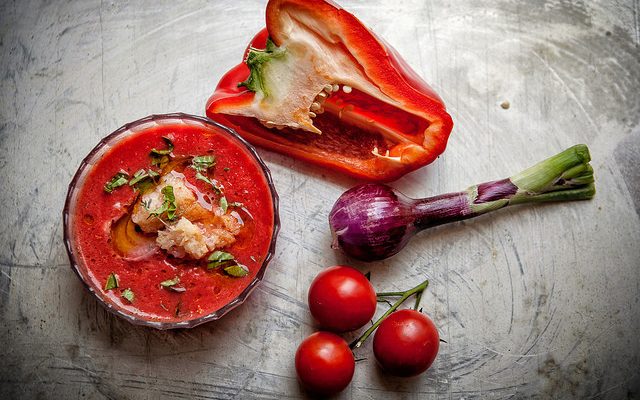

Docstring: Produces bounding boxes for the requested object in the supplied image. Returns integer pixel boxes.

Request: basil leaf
[151,154,169,169]
[135,179,154,194]
[207,250,235,269]
[129,169,160,193]
[150,137,174,156]
[148,185,177,221]
[121,288,135,303]
[224,264,249,278]
[149,137,174,169]
[149,137,173,169]
[161,185,177,220]
[160,277,186,293]
[195,172,212,185]
[192,155,216,172]
[104,172,129,193]
[208,250,234,261]
[128,169,148,186]
[207,251,248,277]
[104,273,119,290]
[195,172,222,194]
[220,196,228,213]
[160,276,180,287]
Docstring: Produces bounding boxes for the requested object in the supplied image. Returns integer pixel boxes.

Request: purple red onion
[329,145,595,261]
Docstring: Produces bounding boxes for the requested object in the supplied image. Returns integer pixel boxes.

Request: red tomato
[295,332,355,395]
[373,309,439,377]
[308,266,377,332]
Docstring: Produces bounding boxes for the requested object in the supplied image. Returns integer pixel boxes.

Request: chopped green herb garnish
[223,167,230,172]
[121,288,135,303]
[150,137,174,168]
[195,172,212,185]
[104,273,119,290]
[207,251,248,277]
[129,169,159,185]
[229,202,243,208]
[136,179,156,193]
[151,154,170,169]
[160,276,180,287]
[195,172,222,194]
[160,278,186,292]
[104,172,129,193]
[150,137,174,156]
[224,264,249,278]
[128,169,147,185]
[129,169,160,193]
[207,250,235,269]
[148,185,178,221]
[162,186,177,220]
[220,196,228,213]
[192,155,216,172]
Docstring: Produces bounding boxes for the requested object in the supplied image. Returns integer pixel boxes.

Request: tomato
[308,265,377,332]
[372,309,439,377]
[295,331,355,395]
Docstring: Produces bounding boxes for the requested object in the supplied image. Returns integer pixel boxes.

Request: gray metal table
[1,0,639,398]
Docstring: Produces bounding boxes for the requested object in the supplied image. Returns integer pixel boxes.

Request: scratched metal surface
[1,0,639,398]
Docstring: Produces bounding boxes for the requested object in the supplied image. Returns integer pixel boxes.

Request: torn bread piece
[131,172,243,259]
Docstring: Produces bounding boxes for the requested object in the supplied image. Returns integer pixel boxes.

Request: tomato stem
[413,289,423,311]
[350,278,429,350]
[377,298,393,307]
[376,291,405,297]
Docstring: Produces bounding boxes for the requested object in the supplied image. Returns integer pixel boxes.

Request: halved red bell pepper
[206,0,453,182]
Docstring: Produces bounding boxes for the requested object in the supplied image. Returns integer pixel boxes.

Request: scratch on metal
[531,51,599,133]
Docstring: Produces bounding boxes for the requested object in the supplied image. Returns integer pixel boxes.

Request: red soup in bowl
[64,114,279,329]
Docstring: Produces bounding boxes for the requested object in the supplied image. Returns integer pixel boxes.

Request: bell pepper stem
[350,279,429,350]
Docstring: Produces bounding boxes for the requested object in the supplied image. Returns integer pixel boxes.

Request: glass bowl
[63,113,280,329]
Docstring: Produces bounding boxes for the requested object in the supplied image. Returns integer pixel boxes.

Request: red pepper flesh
[206,0,453,182]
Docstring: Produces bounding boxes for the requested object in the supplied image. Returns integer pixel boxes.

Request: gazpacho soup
[64,114,278,328]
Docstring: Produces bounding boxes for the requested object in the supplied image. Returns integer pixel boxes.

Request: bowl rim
[62,113,280,330]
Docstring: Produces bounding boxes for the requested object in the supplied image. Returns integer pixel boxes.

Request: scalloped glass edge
[63,113,280,330]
